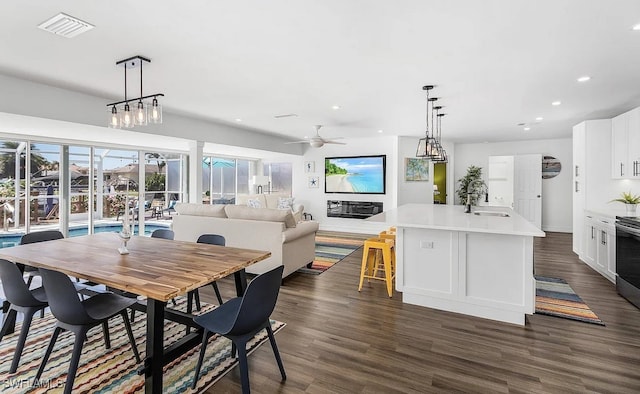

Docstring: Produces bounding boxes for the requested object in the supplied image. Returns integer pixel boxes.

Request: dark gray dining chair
[150,228,175,240]
[34,268,141,394]
[19,230,64,287]
[127,227,176,322]
[0,259,48,373]
[191,265,286,393]
[192,234,226,310]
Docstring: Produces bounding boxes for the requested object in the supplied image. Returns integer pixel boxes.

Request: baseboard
[541,225,572,233]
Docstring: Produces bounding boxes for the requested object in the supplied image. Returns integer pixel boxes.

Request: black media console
[326,200,383,219]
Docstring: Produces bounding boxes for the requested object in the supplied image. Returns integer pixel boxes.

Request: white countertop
[366,203,545,237]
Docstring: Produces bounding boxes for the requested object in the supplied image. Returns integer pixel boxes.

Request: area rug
[534,275,604,325]
[0,299,285,393]
[297,231,371,274]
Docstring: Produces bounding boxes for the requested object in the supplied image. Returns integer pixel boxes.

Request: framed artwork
[308,176,319,188]
[305,161,315,173]
[542,155,561,179]
[404,158,429,181]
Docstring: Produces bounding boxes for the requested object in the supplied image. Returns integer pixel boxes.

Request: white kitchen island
[367,204,545,325]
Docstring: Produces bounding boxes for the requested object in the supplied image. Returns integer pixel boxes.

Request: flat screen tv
[325,155,386,194]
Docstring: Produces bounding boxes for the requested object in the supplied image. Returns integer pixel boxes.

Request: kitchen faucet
[464,179,485,213]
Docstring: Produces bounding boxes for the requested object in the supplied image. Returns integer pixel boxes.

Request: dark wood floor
[202,232,640,393]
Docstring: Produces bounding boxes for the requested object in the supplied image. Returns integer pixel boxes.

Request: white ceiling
[1,0,639,145]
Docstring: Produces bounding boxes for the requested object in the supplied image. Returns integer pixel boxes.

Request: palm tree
[145,153,166,174]
[0,142,50,179]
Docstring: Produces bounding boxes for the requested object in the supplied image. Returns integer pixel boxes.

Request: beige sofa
[235,193,304,220]
[172,203,319,278]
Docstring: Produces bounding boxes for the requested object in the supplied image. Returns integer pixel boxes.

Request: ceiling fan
[285,125,346,148]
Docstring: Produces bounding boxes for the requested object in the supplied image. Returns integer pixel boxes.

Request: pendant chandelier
[107,55,164,129]
[416,85,448,162]
[431,107,448,162]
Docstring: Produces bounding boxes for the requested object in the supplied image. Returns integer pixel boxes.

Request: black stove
[616,216,640,309]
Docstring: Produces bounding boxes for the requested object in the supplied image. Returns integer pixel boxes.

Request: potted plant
[610,191,640,216]
[456,165,487,206]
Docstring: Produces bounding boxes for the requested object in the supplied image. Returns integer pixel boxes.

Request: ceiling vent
[37,12,94,38]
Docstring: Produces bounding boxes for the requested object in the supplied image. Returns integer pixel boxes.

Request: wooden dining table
[0,232,271,393]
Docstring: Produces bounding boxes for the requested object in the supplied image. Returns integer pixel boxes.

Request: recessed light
[524,127,531,131]
[377,129,383,133]
[332,105,341,110]
[632,23,640,31]
[577,76,591,82]
[552,101,561,106]
[535,117,543,121]
[235,118,242,122]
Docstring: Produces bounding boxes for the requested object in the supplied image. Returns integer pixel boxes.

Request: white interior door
[514,154,542,229]
[488,156,514,207]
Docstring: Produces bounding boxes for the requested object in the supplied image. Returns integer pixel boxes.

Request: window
[263,162,292,194]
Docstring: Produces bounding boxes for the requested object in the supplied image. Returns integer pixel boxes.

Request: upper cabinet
[611,107,640,179]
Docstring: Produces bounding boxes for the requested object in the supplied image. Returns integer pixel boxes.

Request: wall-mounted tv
[325,155,386,194]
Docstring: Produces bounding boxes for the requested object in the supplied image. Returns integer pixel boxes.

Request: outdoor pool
[0,223,171,249]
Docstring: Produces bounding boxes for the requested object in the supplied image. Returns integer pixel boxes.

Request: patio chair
[35,268,141,394]
[191,265,286,392]
[163,200,177,216]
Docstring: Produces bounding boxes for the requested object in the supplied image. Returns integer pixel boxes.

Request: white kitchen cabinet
[583,216,596,266]
[572,120,610,258]
[583,212,616,283]
[572,123,586,256]
[611,107,640,179]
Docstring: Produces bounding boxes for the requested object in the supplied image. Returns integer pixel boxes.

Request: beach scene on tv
[325,156,385,193]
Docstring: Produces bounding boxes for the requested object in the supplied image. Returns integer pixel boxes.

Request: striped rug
[297,231,372,274]
[534,275,604,325]
[0,299,285,393]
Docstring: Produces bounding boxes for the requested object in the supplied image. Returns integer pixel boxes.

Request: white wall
[454,138,573,233]
[293,136,398,233]
[397,136,433,205]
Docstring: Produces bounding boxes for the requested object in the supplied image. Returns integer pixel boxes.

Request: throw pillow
[277,197,295,210]
[247,198,262,208]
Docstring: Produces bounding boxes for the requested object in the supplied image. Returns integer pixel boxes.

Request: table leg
[234,269,248,296]
[145,299,166,394]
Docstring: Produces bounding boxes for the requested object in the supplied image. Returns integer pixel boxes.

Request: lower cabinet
[582,213,616,283]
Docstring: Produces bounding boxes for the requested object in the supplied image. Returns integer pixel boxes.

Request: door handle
[537,195,541,198]
[621,162,624,176]
[575,181,579,193]
[591,226,595,239]
[575,165,579,177]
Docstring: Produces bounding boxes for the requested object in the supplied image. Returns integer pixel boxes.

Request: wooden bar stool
[358,237,395,297]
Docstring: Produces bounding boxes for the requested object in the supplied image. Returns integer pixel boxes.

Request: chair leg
[9,308,38,373]
[358,245,370,291]
[212,282,223,305]
[194,289,202,311]
[191,329,210,390]
[35,326,62,383]
[266,324,286,380]
[0,308,17,342]
[130,309,136,323]
[63,328,88,394]
[236,340,251,394]
[102,321,111,349]
[121,311,141,363]
[26,275,34,288]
